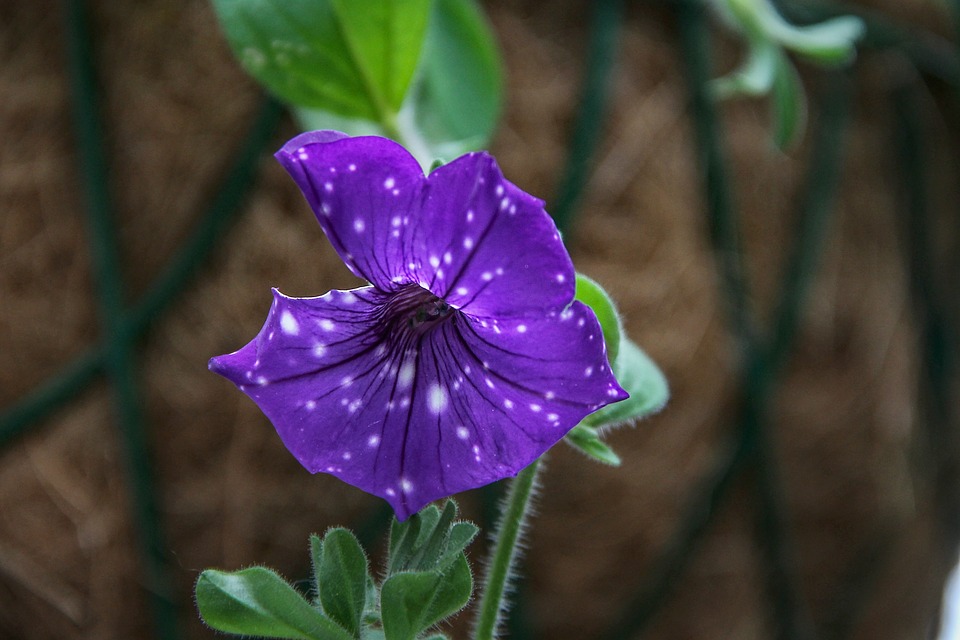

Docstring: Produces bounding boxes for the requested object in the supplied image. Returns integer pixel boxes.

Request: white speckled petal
[275,133,425,291]
[417,153,573,317]
[212,132,629,520]
[275,132,573,317]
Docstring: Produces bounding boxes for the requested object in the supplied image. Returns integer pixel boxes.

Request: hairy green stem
[473,459,541,640]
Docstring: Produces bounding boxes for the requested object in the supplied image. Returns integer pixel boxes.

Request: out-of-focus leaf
[212,0,431,122]
[564,424,622,466]
[770,48,807,150]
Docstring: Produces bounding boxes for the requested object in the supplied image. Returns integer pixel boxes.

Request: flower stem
[473,458,542,640]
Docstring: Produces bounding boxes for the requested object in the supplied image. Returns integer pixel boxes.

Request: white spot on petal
[354,218,365,233]
[319,319,335,331]
[428,384,448,414]
[384,177,395,189]
[368,435,380,447]
[456,426,469,440]
[280,310,299,335]
[429,255,441,269]
[398,362,415,387]
[464,237,474,250]
[517,324,527,333]
[530,403,542,412]
[400,478,413,494]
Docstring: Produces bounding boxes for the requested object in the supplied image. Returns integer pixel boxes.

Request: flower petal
[275,132,425,290]
[432,302,628,469]
[209,287,624,519]
[276,133,574,317]
[418,153,574,317]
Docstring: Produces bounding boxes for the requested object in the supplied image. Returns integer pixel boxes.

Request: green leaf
[723,0,862,65]
[770,49,806,150]
[196,567,353,640]
[584,338,668,428]
[212,0,431,122]
[412,0,503,148]
[564,424,622,466]
[407,500,458,571]
[315,529,369,638]
[293,0,503,169]
[380,555,473,640]
[388,504,440,574]
[574,273,622,365]
[438,522,479,569]
[711,37,778,99]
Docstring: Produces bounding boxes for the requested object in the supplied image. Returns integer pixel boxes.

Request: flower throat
[381,284,456,338]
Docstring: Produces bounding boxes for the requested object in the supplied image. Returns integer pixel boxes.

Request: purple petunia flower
[210,131,627,519]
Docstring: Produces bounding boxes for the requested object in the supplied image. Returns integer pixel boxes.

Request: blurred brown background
[2,0,959,638]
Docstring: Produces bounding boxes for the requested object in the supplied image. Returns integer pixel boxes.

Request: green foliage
[212,0,503,168]
[212,0,430,122]
[313,529,369,637]
[567,274,669,465]
[583,338,669,428]
[381,555,473,640]
[575,273,622,366]
[565,423,622,466]
[195,567,353,640]
[708,0,863,148]
[410,0,503,155]
[196,500,477,640]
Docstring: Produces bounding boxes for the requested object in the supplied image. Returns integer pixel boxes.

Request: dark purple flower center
[380,284,456,339]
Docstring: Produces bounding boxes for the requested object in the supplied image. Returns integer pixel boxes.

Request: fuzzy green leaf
[564,424,622,466]
[316,529,369,637]
[196,567,353,640]
[380,555,473,640]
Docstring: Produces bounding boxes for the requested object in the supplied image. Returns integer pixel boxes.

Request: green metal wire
[62,0,177,637]
[0,98,283,450]
[551,0,625,236]
[0,3,283,638]
[601,2,853,635]
[893,85,960,541]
